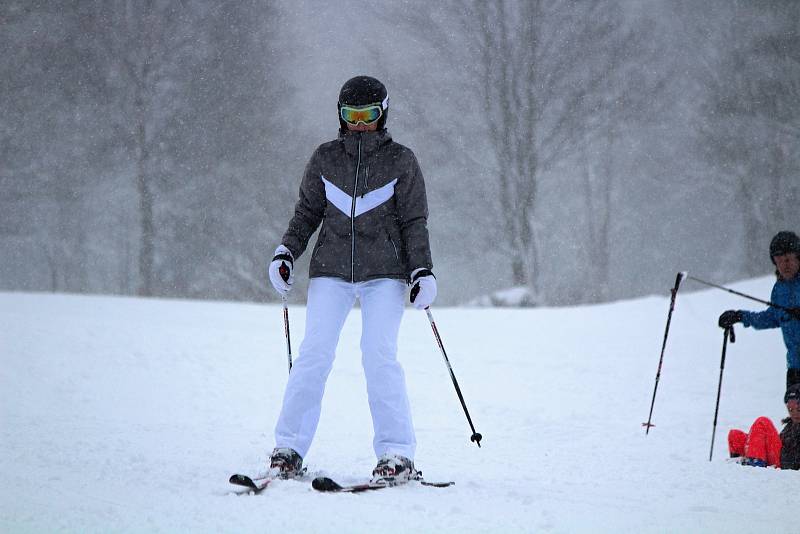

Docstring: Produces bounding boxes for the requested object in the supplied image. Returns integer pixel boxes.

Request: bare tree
[383,0,655,302]
[0,2,103,292]
[76,1,217,296]
[578,12,671,303]
[148,2,292,302]
[2,1,292,300]
[700,1,800,275]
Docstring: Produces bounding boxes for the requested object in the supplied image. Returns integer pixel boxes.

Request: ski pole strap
[411,268,434,282]
[272,252,293,267]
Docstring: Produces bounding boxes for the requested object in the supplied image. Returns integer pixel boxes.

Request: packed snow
[1,276,796,533]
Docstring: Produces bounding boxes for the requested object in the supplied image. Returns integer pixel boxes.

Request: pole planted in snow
[709,326,735,461]
[425,307,482,447]
[643,271,687,434]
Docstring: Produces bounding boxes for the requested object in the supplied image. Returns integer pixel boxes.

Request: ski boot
[370,454,421,485]
[268,447,304,479]
[741,457,768,468]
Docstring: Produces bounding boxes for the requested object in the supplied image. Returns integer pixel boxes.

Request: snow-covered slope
[1,277,795,533]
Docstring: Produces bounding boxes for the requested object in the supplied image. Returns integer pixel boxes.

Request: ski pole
[425,307,483,447]
[643,272,687,434]
[709,325,735,461]
[282,295,293,373]
[685,275,795,315]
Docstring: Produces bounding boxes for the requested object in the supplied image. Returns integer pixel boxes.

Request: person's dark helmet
[784,383,800,404]
[770,231,800,264]
[337,76,389,130]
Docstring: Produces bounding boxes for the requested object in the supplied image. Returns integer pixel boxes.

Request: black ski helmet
[784,383,800,404]
[337,76,389,130]
[769,231,800,264]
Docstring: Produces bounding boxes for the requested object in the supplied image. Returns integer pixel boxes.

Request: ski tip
[229,474,257,488]
[312,477,343,492]
[420,480,455,488]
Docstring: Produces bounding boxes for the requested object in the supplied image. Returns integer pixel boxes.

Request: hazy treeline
[1,0,798,306]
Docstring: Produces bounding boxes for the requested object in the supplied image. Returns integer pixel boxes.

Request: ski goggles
[339,103,384,126]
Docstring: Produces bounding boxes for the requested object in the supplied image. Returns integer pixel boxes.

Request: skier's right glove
[788,308,800,321]
[269,244,294,296]
[718,310,743,329]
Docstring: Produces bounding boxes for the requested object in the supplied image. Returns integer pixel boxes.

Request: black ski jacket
[281,129,433,282]
[780,420,800,470]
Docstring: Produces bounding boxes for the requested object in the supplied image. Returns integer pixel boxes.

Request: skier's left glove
[788,308,800,321]
[269,244,294,296]
[718,310,743,329]
[409,268,437,310]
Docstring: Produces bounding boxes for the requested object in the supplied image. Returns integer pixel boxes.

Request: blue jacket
[741,275,800,369]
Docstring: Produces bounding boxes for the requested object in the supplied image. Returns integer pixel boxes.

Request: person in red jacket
[728,383,800,469]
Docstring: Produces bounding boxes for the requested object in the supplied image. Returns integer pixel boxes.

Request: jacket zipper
[388,232,398,260]
[312,222,325,259]
[350,135,362,282]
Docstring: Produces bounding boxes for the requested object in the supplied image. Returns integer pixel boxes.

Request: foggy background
[2,0,798,307]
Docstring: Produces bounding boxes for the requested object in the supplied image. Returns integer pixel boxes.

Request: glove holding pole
[718,310,743,332]
[409,268,437,310]
[268,244,295,373]
[269,245,294,296]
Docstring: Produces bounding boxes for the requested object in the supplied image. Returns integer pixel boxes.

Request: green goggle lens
[340,104,383,125]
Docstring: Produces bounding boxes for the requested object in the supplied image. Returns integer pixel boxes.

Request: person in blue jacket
[719,231,800,388]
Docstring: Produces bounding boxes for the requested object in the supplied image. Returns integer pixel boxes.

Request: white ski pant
[274,277,416,460]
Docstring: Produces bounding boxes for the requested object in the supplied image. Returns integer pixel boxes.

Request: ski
[311,476,454,493]
[229,467,309,494]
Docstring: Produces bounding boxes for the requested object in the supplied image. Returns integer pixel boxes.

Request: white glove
[269,245,294,296]
[409,268,437,309]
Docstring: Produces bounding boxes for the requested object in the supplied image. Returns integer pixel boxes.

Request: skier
[718,231,800,388]
[266,75,437,483]
[727,383,800,469]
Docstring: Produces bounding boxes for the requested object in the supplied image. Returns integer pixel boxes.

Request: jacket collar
[339,129,392,157]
